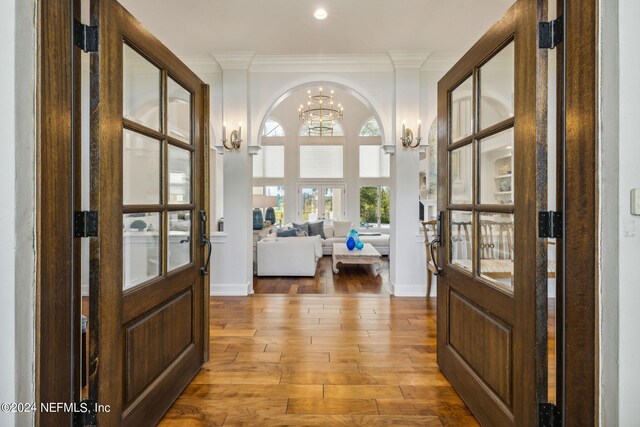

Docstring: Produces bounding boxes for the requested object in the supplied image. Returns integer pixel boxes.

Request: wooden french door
[89,1,210,425]
[436,1,548,426]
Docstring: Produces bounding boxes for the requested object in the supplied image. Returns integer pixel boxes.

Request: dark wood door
[436,1,548,425]
[89,1,210,425]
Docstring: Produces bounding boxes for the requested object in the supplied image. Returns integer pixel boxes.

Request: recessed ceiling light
[314,8,328,20]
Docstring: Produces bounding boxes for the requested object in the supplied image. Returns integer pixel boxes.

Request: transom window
[359,145,390,178]
[262,118,285,137]
[253,146,285,178]
[359,117,381,137]
[299,120,344,137]
[299,145,343,179]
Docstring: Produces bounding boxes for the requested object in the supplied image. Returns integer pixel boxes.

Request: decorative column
[388,51,430,296]
[210,53,255,295]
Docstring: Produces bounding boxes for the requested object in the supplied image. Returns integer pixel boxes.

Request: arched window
[262,118,285,137]
[299,120,344,137]
[359,117,381,137]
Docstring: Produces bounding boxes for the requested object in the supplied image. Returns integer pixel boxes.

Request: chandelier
[298,87,344,136]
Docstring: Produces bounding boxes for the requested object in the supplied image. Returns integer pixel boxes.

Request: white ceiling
[117,0,514,56]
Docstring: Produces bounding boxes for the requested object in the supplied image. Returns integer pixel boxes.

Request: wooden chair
[478,218,556,280]
[421,220,438,297]
[479,219,514,280]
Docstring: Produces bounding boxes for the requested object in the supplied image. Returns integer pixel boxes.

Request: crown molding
[174,51,467,74]
[211,51,256,70]
[421,51,463,72]
[387,50,431,69]
[179,54,222,74]
[249,54,394,73]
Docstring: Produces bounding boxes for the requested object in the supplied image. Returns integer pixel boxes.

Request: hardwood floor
[159,295,480,426]
[253,256,390,295]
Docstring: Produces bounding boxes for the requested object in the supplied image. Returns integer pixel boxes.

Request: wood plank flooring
[159,295,480,426]
[253,256,390,295]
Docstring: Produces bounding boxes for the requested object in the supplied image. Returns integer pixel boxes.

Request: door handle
[430,211,444,276]
[199,210,212,276]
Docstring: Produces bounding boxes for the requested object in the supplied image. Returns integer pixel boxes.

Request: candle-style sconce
[400,119,422,149]
[222,122,243,150]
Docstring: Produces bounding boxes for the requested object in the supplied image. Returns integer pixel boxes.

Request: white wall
[610,0,640,424]
[0,1,18,423]
[0,0,36,426]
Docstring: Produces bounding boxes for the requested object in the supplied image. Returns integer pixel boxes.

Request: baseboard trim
[81,283,89,297]
[211,282,252,296]
[391,283,426,297]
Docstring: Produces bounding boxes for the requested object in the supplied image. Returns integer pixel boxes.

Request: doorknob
[199,210,212,276]
[430,211,444,276]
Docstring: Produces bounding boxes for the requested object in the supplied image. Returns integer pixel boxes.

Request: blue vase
[346,236,356,250]
[355,240,364,250]
[252,209,264,230]
[265,207,276,224]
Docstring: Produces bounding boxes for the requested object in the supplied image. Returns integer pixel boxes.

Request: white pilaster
[211,53,255,295]
[389,52,430,296]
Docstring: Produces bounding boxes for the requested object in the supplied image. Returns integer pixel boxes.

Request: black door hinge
[74,211,98,238]
[538,16,563,49]
[539,211,562,239]
[74,19,98,53]
[73,399,98,427]
[539,402,562,427]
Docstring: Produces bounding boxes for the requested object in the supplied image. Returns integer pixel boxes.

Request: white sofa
[255,222,390,277]
[256,234,323,276]
[323,224,390,256]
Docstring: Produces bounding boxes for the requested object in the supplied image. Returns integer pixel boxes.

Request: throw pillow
[333,221,352,237]
[295,229,309,237]
[276,228,297,238]
[308,221,325,239]
[292,222,310,235]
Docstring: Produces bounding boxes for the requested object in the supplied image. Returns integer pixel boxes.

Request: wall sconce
[400,119,422,149]
[222,122,242,150]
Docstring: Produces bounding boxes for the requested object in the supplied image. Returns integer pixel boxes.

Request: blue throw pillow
[276,228,297,238]
[292,222,310,235]
[308,221,325,239]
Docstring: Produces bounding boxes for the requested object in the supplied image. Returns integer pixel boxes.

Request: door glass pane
[479,128,514,204]
[301,188,319,221]
[168,77,191,143]
[168,210,192,271]
[480,41,515,130]
[450,76,473,142]
[123,129,161,205]
[123,212,161,290]
[449,144,473,204]
[479,212,514,291]
[450,210,473,273]
[324,188,343,221]
[123,44,161,131]
[168,145,192,204]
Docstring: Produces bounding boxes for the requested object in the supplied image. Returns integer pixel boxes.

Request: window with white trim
[359,145,390,178]
[253,186,285,224]
[253,145,284,178]
[360,186,390,228]
[299,121,344,137]
[359,117,381,137]
[262,118,285,137]
[299,145,343,179]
